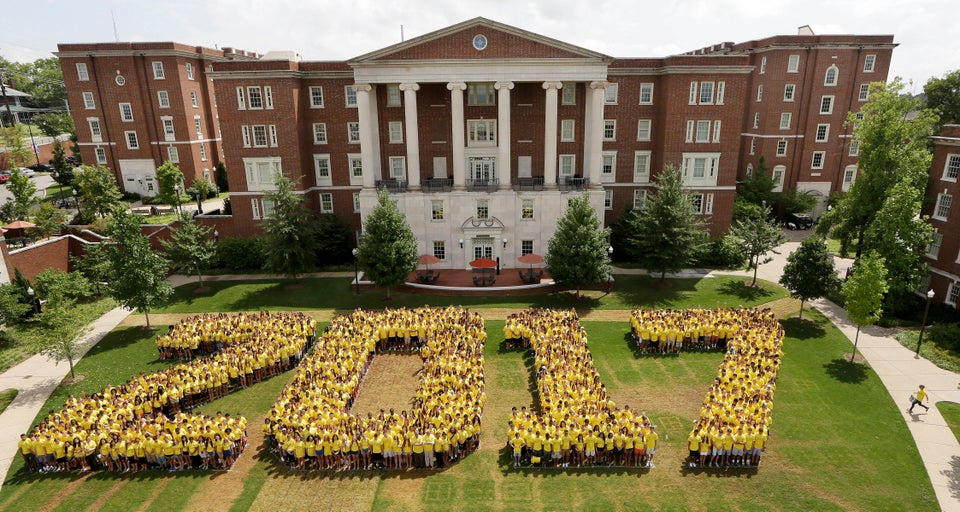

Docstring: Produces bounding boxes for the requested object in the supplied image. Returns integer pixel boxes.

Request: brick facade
[925,125,960,307]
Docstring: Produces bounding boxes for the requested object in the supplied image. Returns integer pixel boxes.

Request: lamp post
[606,245,614,294]
[173,184,182,217]
[352,248,359,295]
[26,123,40,167]
[915,289,936,356]
[72,189,83,220]
[213,229,219,243]
[26,286,38,315]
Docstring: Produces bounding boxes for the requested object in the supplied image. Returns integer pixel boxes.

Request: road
[0,173,56,204]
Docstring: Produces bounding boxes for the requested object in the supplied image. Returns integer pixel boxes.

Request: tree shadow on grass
[780,317,827,340]
[718,280,774,302]
[822,357,869,384]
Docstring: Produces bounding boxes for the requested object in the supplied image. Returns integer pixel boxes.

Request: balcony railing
[423,177,453,193]
[375,179,408,193]
[559,176,588,191]
[514,176,544,191]
[466,178,499,192]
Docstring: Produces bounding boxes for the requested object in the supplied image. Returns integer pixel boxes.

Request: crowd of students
[629,307,782,469]
[264,306,486,471]
[505,309,658,468]
[18,311,315,474]
[629,307,745,354]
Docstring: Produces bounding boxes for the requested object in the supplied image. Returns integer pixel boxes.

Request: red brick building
[57,18,895,269]
[925,125,960,307]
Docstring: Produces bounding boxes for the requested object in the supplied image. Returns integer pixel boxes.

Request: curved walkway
[0,246,958,509]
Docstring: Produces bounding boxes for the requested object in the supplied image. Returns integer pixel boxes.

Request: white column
[399,82,421,190]
[495,81,514,190]
[587,81,608,187]
[448,82,467,189]
[543,81,562,188]
[354,83,376,189]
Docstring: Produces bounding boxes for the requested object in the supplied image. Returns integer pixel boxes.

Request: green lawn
[0,281,937,511]
[0,389,17,416]
[936,402,960,445]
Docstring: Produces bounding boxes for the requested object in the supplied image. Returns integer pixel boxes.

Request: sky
[1,0,958,92]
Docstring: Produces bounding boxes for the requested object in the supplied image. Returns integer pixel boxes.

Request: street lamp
[352,248,359,295]
[213,229,219,243]
[72,189,83,220]
[915,289,936,356]
[26,286,38,315]
[173,184,182,216]
[606,246,614,294]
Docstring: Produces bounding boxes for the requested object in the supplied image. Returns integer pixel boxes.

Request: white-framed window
[681,152,721,186]
[815,123,830,142]
[604,83,618,104]
[161,117,175,141]
[639,83,653,105]
[824,65,839,86]
[784,84,796,102]
[353,192,361,213]
[780,112,791,130]
[264,86,273,109]
[348,154,363,186]
[185,62,194,80]
[433,241,446,261]
[849,140,860,157]
[268,125,278,147]
[76,62,89,81]
[158,90,170,108]
[689,82,699,105]
[386,84,402,107]
[236,87,245,110]
[312,123,327,144]
[820,96,834,114]
[944,154,960,181]
[637,119,651,141]
[787,55,800,73]
[713,120,721,143]
[633,189,647,210]
[309,86,324,108]
[776,140,788,156]
[716,81,725,105]
[241,126,250,148]
[601,151,616,182]
[812,151,825,169]
[559,154,576,177]
[691,193,704,214]
[88,118,102,142]
[252,125,268,147]
[244,157,281,191]
[633,151,651,183]
[431,199,444,221]
[604,189,613,210]
[948,283,960,306]
[858,84,870,102]
[251,198,261,220]
[756,85,763,102]
[152,61,165,79]
[348,122,360,143]
[561,119,575,142]
[521,240,534,256]
[521,198,534,220]
[467,83,495,106]
[603,120,616,141]
[190,91,199,108]
[864,54,876,72]
[467,119,496,146]
[935,192,953,220]
[753,112,760,129]
[750,138,756,155]
[320,193,334,213]
[124,131,139,150]
[344,86,357,107]
[927,230,943,259]
[388,121,403,144]
[261,199,277,218]
[389,156,406,179]
[562,83,576,105]
[695,120,710,142]
[772,165,785,192]
[199,145,207,161]
[95,147,106,164]
[842,165,857,192]
[194,115,203,138]
[119,102,133,122]
[760,56,767,74]
[314,154,332,186]
[699,81,715,104]
[167,146,179,163]
[247,86,263,109]
[685,120,694,142]
[476,199,489,219]
[82,92,95,109]
[705,193,714,214]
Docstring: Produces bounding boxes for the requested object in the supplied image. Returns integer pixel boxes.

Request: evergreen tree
[779,236,840,320]
[160,218,217,289]
[737,156,776,208]
[841,252,888,362]
[51,138,74,191]
[262,172,318,279]
[545,193,612,295]
[730,202,787,286]
[215,162,229,192]
[103,209,172,328]
[623,166,706,280]
[356,189,417,299]
[0,284,31,327]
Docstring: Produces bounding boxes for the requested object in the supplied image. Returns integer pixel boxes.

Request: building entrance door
[473,237,494,259]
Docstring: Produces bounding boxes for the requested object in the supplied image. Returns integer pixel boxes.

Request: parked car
[0,174,8,184]
[18,168,36,178]
[27,163,54,173]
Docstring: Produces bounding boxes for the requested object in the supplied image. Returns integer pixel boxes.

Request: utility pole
[0,68,16,126]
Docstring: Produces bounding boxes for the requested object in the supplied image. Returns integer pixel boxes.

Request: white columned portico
[448,82,467,189]
[495,81,514,190]
[543,81,562,188]
[354,83,377,189]
[586,81,607,187]
[399,82,421,189]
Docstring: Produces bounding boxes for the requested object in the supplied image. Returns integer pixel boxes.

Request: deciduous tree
[73,165,122,220]
[6,168,37,220]
[779,236,840,319]
[545,193,612,295]
[841,252,888,362]
[356,189,417,299]
[924,69,960,127]
[155,161,185,207]
[731,202,787,287]
[35,299,90,380]
[103,209,172,328]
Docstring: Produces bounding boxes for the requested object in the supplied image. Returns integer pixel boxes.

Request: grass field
[0,278,939,511]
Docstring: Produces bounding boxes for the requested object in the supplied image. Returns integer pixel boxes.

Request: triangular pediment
[350,17,611,63]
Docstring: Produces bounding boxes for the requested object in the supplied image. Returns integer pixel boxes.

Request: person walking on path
[908,385,930,413]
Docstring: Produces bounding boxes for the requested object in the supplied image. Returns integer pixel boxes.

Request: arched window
[824,65,839,86]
